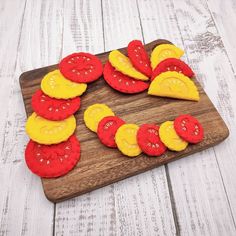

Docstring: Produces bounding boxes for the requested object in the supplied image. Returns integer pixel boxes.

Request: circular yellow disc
[41,70,87,99]
[115,124,141,157]
[26,112,76,144]
[84,104,115,132]
[159,121,188,151]
[150,44,184,69]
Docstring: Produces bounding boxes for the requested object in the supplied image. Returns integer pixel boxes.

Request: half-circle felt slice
[109,50,149,81]
[151,58,194,81]
[127,40,152,77]
[148,71,199,101]
[150,44,184,69]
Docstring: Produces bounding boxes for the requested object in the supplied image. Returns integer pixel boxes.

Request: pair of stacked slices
[103,40,199,101]
[25,53,103,178]
[84,104,204,157]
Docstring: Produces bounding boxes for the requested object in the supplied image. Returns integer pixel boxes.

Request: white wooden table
[1,0,236,235]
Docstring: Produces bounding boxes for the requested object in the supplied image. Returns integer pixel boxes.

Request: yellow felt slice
[148,71,199,101]
[41,70,87,99]
[150,44,184,69]
[84,104,115,132]
[25,112,76,145]
[159,121,188,151]
[109,50,149,81]
[115,124,141,157]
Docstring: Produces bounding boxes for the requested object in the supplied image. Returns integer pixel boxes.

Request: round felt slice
[32,90,81,121]
[97,116,125,148]
[25,135,81,178]
[84,104,115,132]
[25,112,76,145]
[150,44,184,69]
[174,114,204,143]
[137,124,166,157]
[127,40,152,77]
[59,52,103,83]
[151,58,194,81]
[41,70,87,99]
[159,121,188,151]
[115,124,141,157]
[103,62,149,94]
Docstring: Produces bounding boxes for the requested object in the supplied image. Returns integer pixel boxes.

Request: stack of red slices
[25,52,103,178]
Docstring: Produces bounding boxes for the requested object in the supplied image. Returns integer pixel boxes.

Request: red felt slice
[127,40,152,77]
[103,62,149,94]
[97,116,125,148]
[25,135,81,178]
[59,52,103,83]
[31,90,81,121]
[137,124,167,156]
[174,114,204,143]
[151,58,194,81]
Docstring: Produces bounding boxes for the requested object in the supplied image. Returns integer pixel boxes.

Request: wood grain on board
[19,39,229,202]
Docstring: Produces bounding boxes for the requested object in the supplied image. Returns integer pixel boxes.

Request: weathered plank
[54,0,176,235]
[207,0,236,72]
[137,0,236,235]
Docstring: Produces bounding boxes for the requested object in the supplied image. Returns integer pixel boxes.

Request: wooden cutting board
[20,39,229,202]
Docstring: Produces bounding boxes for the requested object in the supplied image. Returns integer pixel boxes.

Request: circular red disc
[174,114,204,143]
[127,40,152,77]
[59,52,103,83]
[103,62,149,94]
[151,58,194,81]
[137,124,167,156]
[31,90,81,121]
[25,135,81,178]
[97,116,125,148]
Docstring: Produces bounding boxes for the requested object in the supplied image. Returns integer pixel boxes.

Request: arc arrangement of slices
[25,39,204,179]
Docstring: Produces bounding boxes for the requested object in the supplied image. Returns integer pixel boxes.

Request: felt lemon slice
[109,50,149,81]
[115,124,142,157]
[84,104,115,132]
[148,71,199,101]
[159,121,188,151]
[151,44,184,69]
[25,112,76,145]
[41,70,87,99]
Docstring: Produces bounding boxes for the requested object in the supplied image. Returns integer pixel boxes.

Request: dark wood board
[19,39,229,202]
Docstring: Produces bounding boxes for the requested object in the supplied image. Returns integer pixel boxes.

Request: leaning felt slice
[32,90,81,121]
[25,135,81,178]
[59,52,103,83]
[109,50,148,81]
[115,124,141,157]
[103,62,149,94]
[84,104,115,132]
[41,70,87,99]
[26,112,76,145]
[150,44,184,69]
[127,40,152,77]
[97,116,125,148]
[151,58,194,81]
[174,114,204,143]
[148,71,199,101]
[137,124,166,156]
[159,121,188,151]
